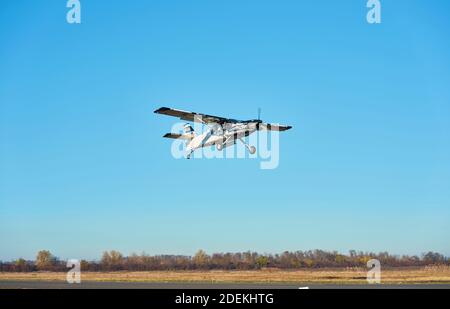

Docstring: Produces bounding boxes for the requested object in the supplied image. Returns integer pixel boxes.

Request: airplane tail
[162,123,196,142]
[183,123,196,138]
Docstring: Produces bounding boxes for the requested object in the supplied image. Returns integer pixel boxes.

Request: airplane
[154,107,292,159]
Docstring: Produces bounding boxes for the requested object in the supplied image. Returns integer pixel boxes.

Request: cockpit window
[211,124,223,135]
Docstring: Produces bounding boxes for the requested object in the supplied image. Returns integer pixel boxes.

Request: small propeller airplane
[154,107,292,159]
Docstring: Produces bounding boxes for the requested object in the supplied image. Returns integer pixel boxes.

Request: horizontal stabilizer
[163,133,193,140]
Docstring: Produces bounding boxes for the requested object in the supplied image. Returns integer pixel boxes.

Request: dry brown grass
[1,266,449,284]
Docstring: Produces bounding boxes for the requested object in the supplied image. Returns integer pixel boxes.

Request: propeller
[257,107,261,121]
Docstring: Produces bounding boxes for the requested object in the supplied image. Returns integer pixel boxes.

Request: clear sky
[0,1,449,261]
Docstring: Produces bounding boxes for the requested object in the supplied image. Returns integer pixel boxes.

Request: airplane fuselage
[186,122,259,155]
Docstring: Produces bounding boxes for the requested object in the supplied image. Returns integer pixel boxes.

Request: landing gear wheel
[217,143,223,151]
[249,146,256,155]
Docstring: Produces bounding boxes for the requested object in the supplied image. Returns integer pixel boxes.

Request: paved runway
[1,280,449,289]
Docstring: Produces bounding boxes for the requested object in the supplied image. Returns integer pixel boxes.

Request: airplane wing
[154,107,240,124]
[258,123,292,131]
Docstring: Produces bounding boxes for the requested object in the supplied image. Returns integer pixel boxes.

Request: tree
[423,252,445,264]
[15,258,27,272]
[80,260,90,271]
[193,250,209,269]
[35,250,56,271]
[256,256,269,269]
[1,249,447,273]
[101,250,124,270]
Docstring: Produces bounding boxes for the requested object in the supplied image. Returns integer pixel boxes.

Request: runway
[1,280,449,289]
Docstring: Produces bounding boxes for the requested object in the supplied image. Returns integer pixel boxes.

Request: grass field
[1,266,449,284]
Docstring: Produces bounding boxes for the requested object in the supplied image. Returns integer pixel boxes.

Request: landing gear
[216,143,223,151]
[239,138,256,155]
[185,149,193,159]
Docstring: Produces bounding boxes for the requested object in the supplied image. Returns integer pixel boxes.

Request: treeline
[1,249,448,272]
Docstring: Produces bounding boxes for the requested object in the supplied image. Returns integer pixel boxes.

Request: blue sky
[0,1,449,261]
